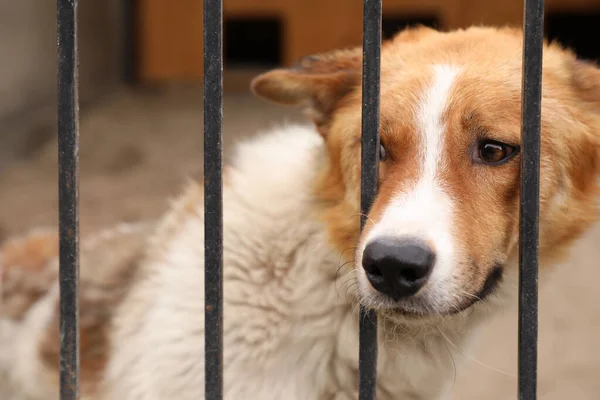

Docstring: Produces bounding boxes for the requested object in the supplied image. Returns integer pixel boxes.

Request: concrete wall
[0,0,123,163]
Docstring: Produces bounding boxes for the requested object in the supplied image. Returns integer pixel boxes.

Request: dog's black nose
[362,237,435,299]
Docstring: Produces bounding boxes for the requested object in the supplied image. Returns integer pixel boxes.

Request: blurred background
[0,0,599,398]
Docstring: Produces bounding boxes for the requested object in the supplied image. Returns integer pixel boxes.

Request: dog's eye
[379,143,387,161]
[476,140,518,165]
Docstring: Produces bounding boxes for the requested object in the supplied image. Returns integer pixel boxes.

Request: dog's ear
[551,57,600,250]
[251,25,439,130]
[568,58,600,192]
[251,48,362,129]
[389,24,439,45]
[571,59,600,108]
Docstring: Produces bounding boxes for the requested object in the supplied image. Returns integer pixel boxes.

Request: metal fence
[55,0,544,399]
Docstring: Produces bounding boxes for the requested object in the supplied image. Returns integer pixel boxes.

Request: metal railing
[359,1,382,398]
[57,0,80,398]
[203,0,225,398]
[55,0,544,399]
[518,0,544,398]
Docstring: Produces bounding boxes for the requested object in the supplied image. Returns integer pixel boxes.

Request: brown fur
[0,229,59,319]
[1,223,153,397]
[252,25,600,301]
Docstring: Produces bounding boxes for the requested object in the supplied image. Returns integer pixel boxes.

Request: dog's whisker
[335,260,355,279]
[334,247,356,282]
[457,288,492,315]
[335,275,357,301]
[343,283,358,304]
[337,279,358,303]
[436,327,516,378]
[348,212,376,228]
[439,330,458,392]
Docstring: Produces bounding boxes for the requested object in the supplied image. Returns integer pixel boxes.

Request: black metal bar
[519,0,544,399]
[57,0,80,399]
[359,0,382,399]
[203,0,224,398]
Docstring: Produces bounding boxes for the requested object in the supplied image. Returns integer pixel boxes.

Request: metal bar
[518,0,544,399]
[203,0,224,398]
[57,0,80,399]
[359,0,382,399]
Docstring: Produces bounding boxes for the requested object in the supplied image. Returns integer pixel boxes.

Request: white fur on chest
[104,125,483,400]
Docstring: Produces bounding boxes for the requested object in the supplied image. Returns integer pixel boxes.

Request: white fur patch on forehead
[364,64,460,242]
[417,64,461,179]
[357,65,462,309]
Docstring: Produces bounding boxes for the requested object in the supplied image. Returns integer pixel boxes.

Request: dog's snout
[362,236,435,299]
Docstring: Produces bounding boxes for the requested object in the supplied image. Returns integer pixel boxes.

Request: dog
[1,25,599,399]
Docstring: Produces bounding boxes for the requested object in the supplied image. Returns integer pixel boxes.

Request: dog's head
[251,26,600,320]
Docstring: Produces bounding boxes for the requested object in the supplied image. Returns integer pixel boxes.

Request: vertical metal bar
[57,0,80,399]
[519,0,544,399]
[359,0,382,399]
[203,0,224,398]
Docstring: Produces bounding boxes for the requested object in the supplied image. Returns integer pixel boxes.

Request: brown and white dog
[1,25,600,400]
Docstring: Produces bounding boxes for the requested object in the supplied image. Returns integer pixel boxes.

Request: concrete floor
[2,85,599,399]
